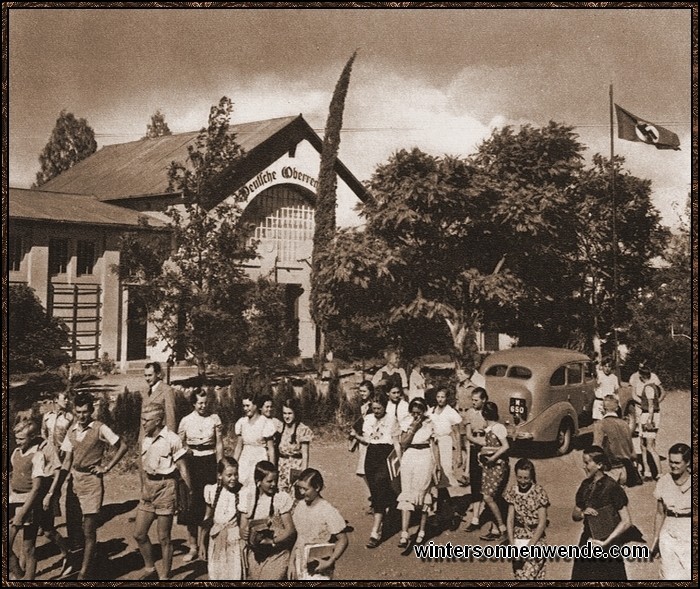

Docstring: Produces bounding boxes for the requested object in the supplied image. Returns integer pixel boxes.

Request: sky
[7,7,693,228]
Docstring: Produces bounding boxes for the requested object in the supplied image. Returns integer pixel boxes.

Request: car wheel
[555,419,574,455]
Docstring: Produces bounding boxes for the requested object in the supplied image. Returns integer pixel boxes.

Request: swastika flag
[614,104,681,151]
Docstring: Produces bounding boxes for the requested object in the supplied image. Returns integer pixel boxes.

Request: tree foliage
[311,52,357,343]
[318,122,668,369]
[35,110,97,187]
[9,284,70,373]
[624,196,691,388]
[145,109,172,139]
[118,97,297,375]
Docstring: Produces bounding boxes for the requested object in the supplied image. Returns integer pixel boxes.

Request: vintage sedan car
[480,347,633,455]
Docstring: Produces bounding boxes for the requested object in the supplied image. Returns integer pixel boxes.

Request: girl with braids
[203,456,243,580]
[240,461,296,579]
[277,398,313,493]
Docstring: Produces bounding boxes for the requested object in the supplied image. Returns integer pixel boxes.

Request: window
[507,366,533,380]
[485,364,508,377]
[567,363,583,384]
[49,239,69,276]
[9,235,23,271]
[77,240,95,275]
[252,187,314,263]
[550,366,566,386]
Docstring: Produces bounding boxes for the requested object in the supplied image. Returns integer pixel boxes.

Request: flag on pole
[614,104,681,150]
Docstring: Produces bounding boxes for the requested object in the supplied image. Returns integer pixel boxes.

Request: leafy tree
[34,110,97,186]
[241,278,299,371]
[319,122,667,369]
[145,109,172,139]
[624,196,691,388]
[311,51,357,359]
[118,97,297,375]
[9,284,70,373]
[319,148,525,372]
[567,154,668,357]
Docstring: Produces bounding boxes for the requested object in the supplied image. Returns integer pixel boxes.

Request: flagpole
[609,84,619,368]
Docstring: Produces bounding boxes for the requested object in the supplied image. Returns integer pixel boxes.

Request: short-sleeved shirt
[483,422,508,449]
[654,473,691,516]
[372,366,408,390]
[10,443,46,503]
[141,426,186,476]
[504,483,550,535]
[61,421,120,453]
[630,372,661,402]
[465,408,487,439]
[242,488,294,519]
[408,369,426,400]
[235,415,276,447]
[575,474,628,512]
[292,497,346,546]
[400,415,435,445]
[363,413,400,445]
[278,422,314,457]
[428,405,462,437]
[42,411,74,450]
[204,484,240,526]
[387,399,409,423]
[178,411,222,456]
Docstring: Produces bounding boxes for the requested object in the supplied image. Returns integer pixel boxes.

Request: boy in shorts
[134,403,193,580]
[61,392,128,579]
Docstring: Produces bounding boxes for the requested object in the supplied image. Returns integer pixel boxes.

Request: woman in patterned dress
[504,458,549,580]
[478,401,510,542]
[277,398,313,494]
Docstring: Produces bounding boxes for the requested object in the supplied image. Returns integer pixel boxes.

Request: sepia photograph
[5,4,695,583]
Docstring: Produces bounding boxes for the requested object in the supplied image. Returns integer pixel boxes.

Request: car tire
[554,419,574,456]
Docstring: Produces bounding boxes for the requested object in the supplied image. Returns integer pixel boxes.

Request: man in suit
[141,362,177,437]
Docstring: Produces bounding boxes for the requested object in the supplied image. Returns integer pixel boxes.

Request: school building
[10,115,369,369]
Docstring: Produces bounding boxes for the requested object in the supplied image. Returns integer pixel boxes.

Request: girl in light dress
[397,397,438,547]
[240,461,296,580]
[203,456,243,580]
[233,392,276,488]
[290,468,349,580]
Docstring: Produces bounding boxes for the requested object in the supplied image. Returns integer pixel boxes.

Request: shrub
[111,387,143,445]
[9,284,70,373]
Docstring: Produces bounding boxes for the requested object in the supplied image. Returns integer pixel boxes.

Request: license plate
[510,398,526,416]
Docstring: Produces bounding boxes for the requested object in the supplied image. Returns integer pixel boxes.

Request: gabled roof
[41,115,369,205]
[9,187,168,230]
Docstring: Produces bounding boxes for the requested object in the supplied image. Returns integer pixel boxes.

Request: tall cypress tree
[310,52,357,357]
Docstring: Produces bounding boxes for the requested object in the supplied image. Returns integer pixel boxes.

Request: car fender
[510,400,578,443]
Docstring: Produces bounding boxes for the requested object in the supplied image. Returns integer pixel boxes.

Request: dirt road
[29,390,690,581]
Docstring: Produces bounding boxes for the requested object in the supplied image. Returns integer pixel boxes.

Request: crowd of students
[345,352,691,581]
[8,356,692,581]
